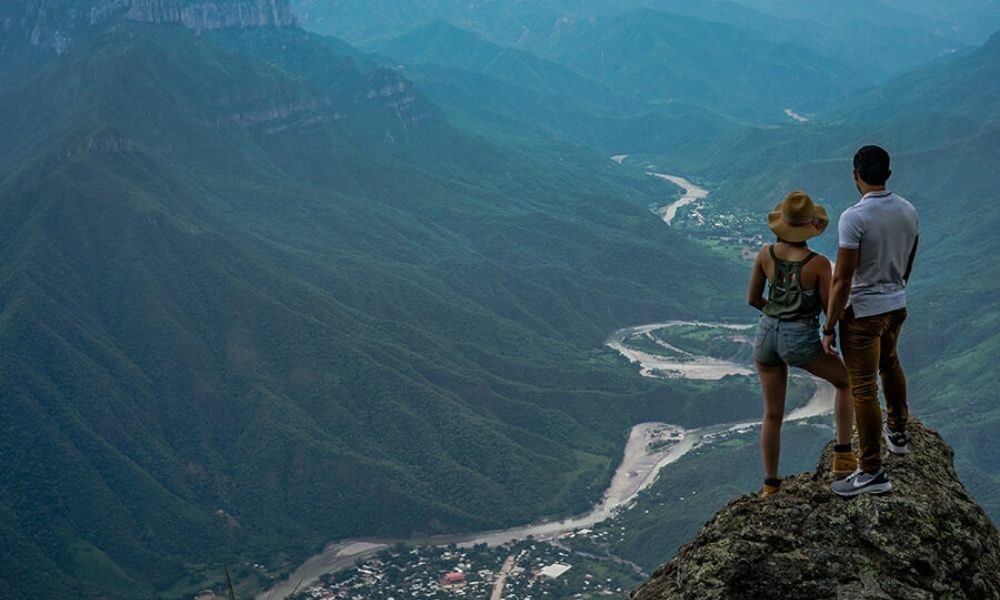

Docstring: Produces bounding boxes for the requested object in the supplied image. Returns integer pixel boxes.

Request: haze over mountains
[2,0,999,598]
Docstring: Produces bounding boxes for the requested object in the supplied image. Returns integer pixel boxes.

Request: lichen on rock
[632,419,1000,599]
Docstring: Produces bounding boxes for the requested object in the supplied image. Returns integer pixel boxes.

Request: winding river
[259,321,834,599]
[648,173,709,226]
[607,154,709,227]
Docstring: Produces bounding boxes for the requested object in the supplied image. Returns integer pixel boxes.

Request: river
[605,154,709,227]
[648,173,709,226]
[258,321,833,599]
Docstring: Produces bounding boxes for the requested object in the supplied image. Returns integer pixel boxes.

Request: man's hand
[822,333,838,356]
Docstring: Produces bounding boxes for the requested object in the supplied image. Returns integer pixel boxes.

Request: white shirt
[838,191,919,318]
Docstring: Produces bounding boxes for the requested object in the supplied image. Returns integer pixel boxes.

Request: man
[822,145,919,497]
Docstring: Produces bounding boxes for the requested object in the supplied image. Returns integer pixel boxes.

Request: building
[441,571,467,588]
[538,564,572,580]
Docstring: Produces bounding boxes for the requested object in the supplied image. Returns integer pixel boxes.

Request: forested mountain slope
[0,2,752,597]
[293,0,965,82]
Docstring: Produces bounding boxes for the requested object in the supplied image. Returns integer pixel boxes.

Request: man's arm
[903,235,919,285]
[822,247,859,355]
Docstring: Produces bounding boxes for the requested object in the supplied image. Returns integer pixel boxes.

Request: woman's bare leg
[757,361,788,480]
[800,354,853,445]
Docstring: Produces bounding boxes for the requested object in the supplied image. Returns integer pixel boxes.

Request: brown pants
[840,307,909,472]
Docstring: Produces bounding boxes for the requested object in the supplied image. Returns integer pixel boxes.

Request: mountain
[634,1,962,80]
[632,420,1000,599]
[0,1,764,597]
[4,0,998,597]
[292,0,963,84]
[2,0,296,53]
[726,0,935,32]
[527,8,865,121]
[739,0,1000,45]
[357,20,737,155]
[296,3,869,121]
[365,19,629,110]
[829,31,1000,126]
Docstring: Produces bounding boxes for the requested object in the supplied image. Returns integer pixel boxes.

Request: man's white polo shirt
[838,190,920,318]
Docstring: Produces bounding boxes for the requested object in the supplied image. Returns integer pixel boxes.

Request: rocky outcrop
[123,0,295,32]
[203,86,343,135]
[9,0,78,54]
[85,132,136,152]
[633,419,1000,599]
[10,0,295,53]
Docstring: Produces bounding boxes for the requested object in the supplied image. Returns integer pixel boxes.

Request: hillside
[4,1,998,598]
[633,420,1000,599]
[520,8,865,121]
[357,20,737,155]
[0,1,761,597]
[292,0,963,83]
[299,4,869,121]
[734,0,1000,44]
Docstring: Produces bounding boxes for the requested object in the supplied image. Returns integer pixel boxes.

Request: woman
[747,191,856,497]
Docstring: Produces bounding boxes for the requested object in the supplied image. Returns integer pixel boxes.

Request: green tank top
[763,245,822,321]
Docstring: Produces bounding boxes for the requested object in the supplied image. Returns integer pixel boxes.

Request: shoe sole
[833,482,893,497]
[883,431,909,455]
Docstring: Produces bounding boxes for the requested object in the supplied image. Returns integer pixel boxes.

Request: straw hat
[767,191,829,242]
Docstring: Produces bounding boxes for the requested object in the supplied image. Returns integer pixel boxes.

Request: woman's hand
[822,332,838,356]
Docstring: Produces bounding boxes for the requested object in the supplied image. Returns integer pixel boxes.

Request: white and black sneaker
[831,468,893,497]
[883,424,909,455]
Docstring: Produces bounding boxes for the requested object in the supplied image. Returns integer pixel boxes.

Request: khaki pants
[839,307,909,472]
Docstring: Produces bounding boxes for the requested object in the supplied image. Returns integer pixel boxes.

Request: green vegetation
[651,324,755,364]
[589,423,833,571]
[2,2,998,598]
[0,10,755,599]
[293,0,969,81]
[622,332,690,359]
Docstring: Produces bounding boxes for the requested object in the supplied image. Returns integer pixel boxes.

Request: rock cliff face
[633,419,1000,600]
[8,0,295,53]
[122,0,295,31]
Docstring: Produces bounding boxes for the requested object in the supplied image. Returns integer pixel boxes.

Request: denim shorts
[753,315,823,368]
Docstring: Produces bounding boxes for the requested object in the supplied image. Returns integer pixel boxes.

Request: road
[491,554,516,600]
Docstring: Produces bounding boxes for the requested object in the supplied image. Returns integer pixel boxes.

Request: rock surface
[632,419,1000,600]
[123,0,295,32]
[7,0,295,53]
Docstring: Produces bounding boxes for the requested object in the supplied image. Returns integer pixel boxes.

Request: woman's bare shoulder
[808,252,832,272]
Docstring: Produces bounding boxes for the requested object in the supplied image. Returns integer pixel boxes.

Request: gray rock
[7,0,296,54]
[124,0,296,32]
[632,419,1000,600]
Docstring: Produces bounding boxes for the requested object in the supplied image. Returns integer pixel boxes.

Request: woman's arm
[747,247,768,311]
[815,255,833,314]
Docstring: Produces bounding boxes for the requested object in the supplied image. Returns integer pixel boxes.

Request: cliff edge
[633,419,1000,600]
[6,0,296,54]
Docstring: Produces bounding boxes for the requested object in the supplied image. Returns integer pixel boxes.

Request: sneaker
[831,468,893,497]
[761,483,780,497]
[832,451,858,478]
[883,424,908,455]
